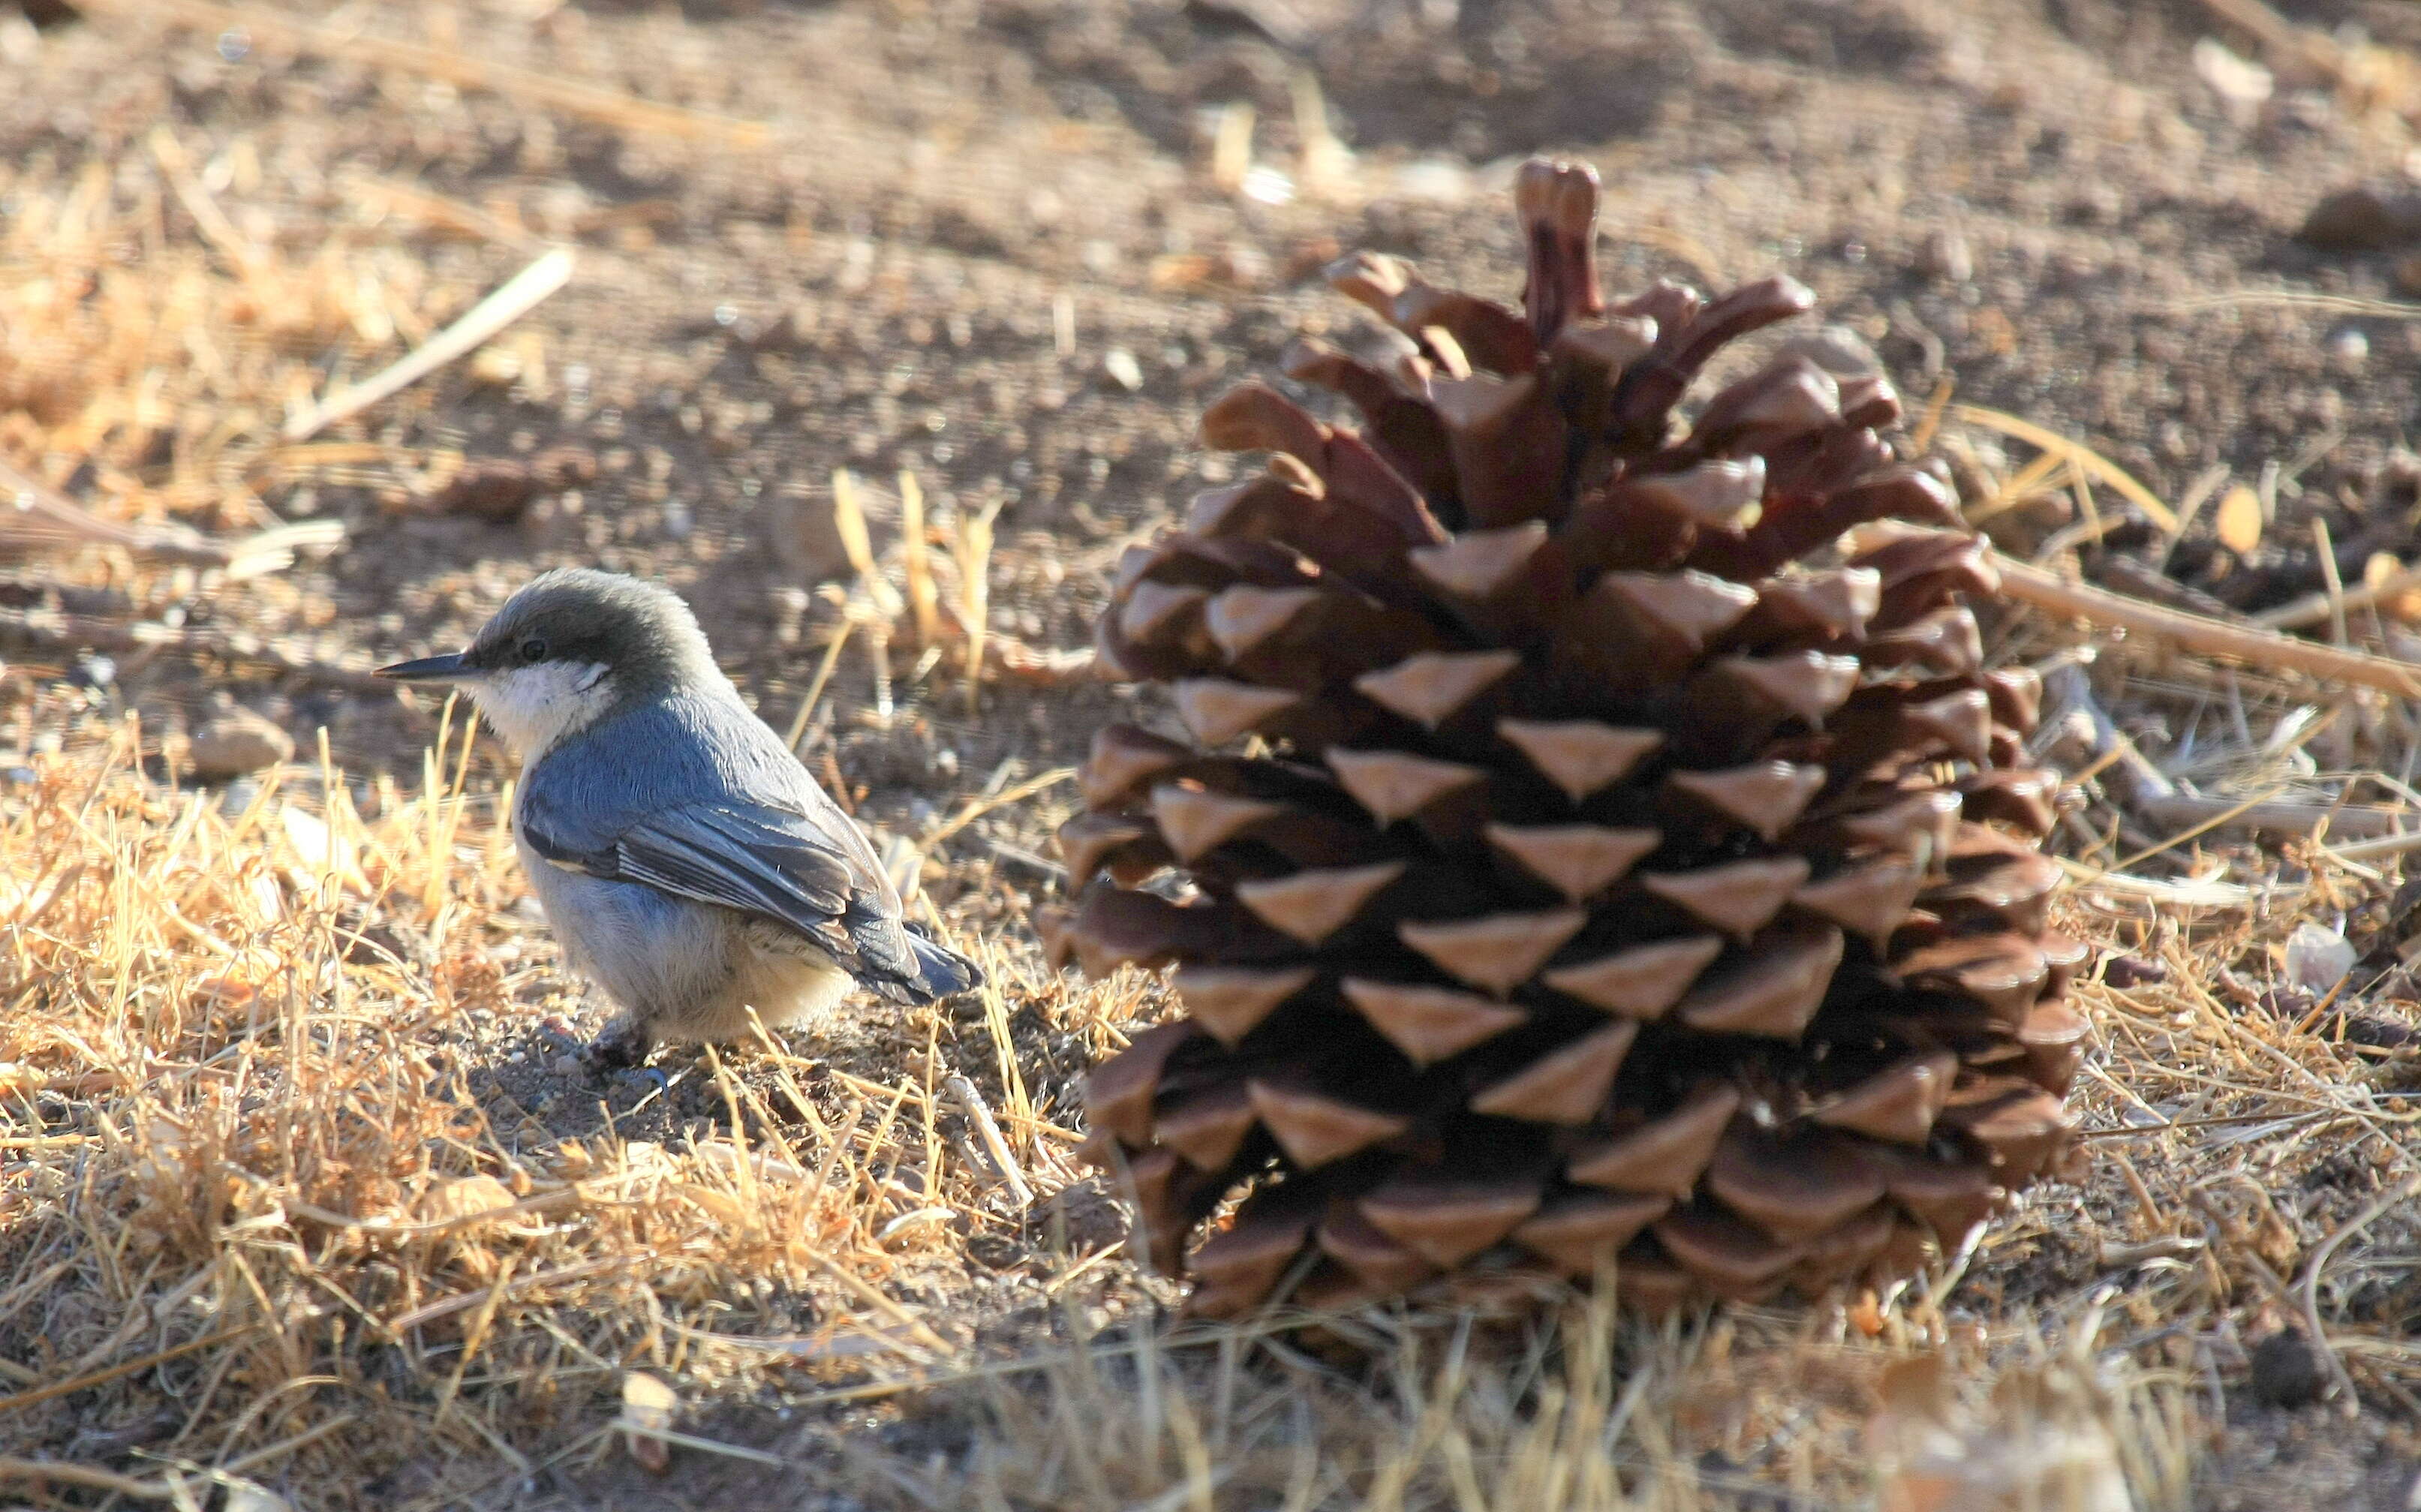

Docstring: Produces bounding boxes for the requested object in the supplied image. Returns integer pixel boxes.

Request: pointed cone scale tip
[1568,1085,1741,1195]
[1469,1020,1639,1123]
[1204,585,1324,660]
[1653,1207,1801,1291]
[1342,978,1526,1066]
[1944,1083,2077,1180]
[1189,1195,1316,1291]
[1896,933,2049,1024]
[1595,570,1761,653]
[1707,1132,1886,1244]
[1174,964,1317,1045]
[1398,907,1586,996]
[1319,1206,1439,1291]
[1667,762,1826,843]
[1983,666,2045,732]
[1427,371,1532,432]
[1676,926,1843,1039]
[1903,689,1993,764]
[1173,678,1302,747]
[1790,1202,1898,1291]
[1084,1022,1195,1145]
[1641,856,1812,939]
[1486,823,1660,902]
[1057,812,1158,881]
[1869,1144,2004,1246]
[1791,856,1923,948]
[1199,380,1327,461]
[1327,747,1487,824]
[1119,581,1210,645]
[1409,523,1550,600]
[1246,1077,1411,1168]
[1359,1178,1544,1268]
[1497,720,1663,803]
[1235,861,1408,946]
[1709,652,1861,726]
[1812,1051,1962,1145]
[1543,935,1725,1019]
[1552,315,1655,371]
[2018,999,2092,1093]
[1627,460,1767,530]
[1755,568,1879,640]
[1869,606,1982,675]
[1512,1192,1672,1275]
[1156,1083,1258,1171]
[1354,650,1523,729]
[1150,782,1286,863]
[1081,724,1193,810]
[1837,790,1963,857]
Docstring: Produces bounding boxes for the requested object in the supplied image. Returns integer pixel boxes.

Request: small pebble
[2246,1329,2326,1408]
[1917,225,1974,284]
[186,708,294,780]
[1102,349,1144,392]
[551,1054,585,1078]
[2326,326,2369,372]
[2101,954,2168,990]
[2298,185,2421,251]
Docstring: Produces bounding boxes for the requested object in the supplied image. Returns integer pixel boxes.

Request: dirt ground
[12,0,2421,1506]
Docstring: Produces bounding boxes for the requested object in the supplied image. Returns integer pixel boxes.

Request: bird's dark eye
[519,637,549,663]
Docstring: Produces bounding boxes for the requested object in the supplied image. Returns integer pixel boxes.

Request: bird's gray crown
[462,569,717,694]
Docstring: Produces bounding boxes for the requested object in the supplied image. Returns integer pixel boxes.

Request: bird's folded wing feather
[520,792,917,979]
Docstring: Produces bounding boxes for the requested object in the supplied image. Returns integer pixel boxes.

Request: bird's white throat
[465,661,613,759]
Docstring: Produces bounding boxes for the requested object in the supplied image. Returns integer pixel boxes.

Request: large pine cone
[1051,160,2082,1318]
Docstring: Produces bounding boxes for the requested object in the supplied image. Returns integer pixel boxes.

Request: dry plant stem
[1953,404,2182,532]
[0,458,341,574]
[2314,518,2350,647]
[90,0,770,146]
[1993,553,2421,697]
[2134,793,2413,842]
[946,1074,1035,1207]
[284,246,576,440]
[2256,559,2421,630]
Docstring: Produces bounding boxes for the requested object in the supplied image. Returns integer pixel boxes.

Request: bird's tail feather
[906,928,983,1001]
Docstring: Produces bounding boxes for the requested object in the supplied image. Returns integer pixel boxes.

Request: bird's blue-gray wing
[522,792,940,996]
[517,693,979,1002]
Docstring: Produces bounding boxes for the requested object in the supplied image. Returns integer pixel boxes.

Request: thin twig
[284,246,576,440]
[946,1074,1036,1208]
[2299,1174,2421,1414]
[0,458,342,574]
[2257,559,2421,630]
[1951,405,2182,533]
[1993,553,2421,698]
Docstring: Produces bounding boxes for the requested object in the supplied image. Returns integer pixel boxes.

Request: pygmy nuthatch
[378,568,982,1068]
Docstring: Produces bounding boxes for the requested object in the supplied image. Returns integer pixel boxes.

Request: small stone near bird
[186,708,294,780]
[2246,1329,2326,1408]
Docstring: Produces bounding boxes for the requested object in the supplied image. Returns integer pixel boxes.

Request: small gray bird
[377,568,980,1068]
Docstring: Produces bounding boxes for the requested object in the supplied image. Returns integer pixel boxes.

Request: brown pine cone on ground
[1050,158,2083,1319]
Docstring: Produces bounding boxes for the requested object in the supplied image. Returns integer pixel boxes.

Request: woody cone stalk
[1049,160,2083,1318]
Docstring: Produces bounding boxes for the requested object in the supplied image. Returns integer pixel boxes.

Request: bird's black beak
[375,651,474,684]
